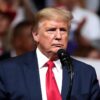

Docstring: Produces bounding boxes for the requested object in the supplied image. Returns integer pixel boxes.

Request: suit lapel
[22,51,42,100]
[20,51,73,100]
[61,66,70,100]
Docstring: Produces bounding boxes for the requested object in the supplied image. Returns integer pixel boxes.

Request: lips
[52,44,63,47]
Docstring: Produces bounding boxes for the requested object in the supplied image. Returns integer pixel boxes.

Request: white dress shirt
[36,48,63,100]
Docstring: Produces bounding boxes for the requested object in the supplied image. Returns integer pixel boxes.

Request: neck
[45,52,58,61]
[38,48,58,61]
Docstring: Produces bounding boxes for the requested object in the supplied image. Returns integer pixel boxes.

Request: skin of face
[13,26,35,53]
[19,27,35,51]
[32,19,69,59]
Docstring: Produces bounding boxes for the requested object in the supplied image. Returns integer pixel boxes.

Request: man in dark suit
[0,7,100,100]
[0,20,36,61]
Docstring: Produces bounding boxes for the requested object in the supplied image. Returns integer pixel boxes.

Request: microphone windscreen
[57,49,68,65]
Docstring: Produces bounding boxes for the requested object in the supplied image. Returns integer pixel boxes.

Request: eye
[60,28,68,32]
[47,28,56,32]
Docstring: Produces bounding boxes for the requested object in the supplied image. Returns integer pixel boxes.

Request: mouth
[52,44,63,47]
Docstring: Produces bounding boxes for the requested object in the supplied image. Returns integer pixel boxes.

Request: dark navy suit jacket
[0,51,100,100]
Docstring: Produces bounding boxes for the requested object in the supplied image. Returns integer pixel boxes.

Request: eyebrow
[46,27,68,31]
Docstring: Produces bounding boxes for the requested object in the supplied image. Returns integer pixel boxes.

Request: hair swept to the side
[32,7,73,32]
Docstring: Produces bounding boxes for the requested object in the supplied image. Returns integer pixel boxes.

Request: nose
[55,29,62,40]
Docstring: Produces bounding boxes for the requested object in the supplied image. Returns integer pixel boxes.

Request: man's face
[13,26,35,52]
[20,26,35,51]
[33,20,69,56]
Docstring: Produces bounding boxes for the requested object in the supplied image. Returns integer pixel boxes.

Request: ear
[32,32,39,43]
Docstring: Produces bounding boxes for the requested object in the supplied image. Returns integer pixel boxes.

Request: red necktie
[46,60,62,100]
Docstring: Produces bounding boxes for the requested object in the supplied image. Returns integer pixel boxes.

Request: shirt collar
[36,48,62,71]
[54,59,62,71]
[36,48,49,69]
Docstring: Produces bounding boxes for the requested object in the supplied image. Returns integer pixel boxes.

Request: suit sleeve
[90,67,100,100]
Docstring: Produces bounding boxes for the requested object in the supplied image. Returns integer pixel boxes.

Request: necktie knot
[46,60,55,69]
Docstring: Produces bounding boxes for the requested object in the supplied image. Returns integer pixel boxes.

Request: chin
[52,48,62,53]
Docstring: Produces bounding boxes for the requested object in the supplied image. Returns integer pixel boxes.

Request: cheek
[63,36,69,46]
[39,38,51,47]
[38,35,52,49]
[38,33,52,43]
[63,33,68,39]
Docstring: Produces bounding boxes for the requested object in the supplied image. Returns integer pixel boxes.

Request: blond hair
[32,7,73,31]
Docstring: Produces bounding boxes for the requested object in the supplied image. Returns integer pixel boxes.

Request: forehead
[20,26,32,36]
[38,19,68,28]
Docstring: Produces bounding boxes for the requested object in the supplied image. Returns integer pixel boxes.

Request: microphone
[57,49,73,73]
[57,49,74,100]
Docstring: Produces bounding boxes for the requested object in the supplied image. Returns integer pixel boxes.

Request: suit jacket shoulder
[70,58,100,99]
[0,51,43,100]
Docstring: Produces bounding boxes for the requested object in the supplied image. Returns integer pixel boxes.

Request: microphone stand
[64,56,74,100]
[57,49,74,100]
